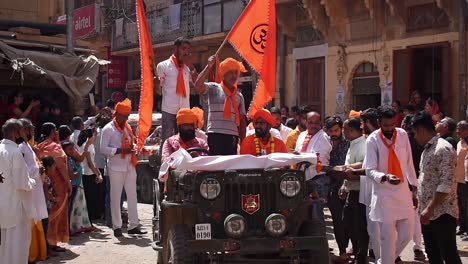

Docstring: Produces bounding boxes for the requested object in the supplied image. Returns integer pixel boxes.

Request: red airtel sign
[57,4,100,39]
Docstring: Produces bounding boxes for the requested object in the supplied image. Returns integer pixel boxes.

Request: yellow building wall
[312,32,461,118]
[0,0,63,23]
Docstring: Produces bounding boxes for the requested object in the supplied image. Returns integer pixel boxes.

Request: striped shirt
[204,82,246,136]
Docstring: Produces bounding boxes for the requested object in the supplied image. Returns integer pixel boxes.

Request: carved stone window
[406,3,449,32]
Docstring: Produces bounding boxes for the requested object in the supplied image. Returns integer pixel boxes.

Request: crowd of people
[0,35,466,264]
[0,95,150,263]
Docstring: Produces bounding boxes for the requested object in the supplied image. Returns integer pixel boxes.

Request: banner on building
[335,85,346,118]
[107,49,127,89]
[56,4,100,39]
[381,80,392,106]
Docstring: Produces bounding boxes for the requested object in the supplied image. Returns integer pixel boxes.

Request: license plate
[195,223,211,240]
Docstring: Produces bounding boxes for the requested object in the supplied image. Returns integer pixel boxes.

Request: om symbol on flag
[250,24,268,54]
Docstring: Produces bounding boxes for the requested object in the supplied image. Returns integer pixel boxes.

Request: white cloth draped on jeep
[159,149,318,181]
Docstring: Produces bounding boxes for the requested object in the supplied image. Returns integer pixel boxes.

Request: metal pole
[66,0,74,53]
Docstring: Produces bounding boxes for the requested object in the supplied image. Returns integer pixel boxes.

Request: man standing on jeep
[195,56,247,155]
[240,109,287,156]
[161,108,208,162]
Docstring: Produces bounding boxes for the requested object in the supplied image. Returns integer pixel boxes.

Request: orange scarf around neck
[378,129,404,183]
[171,55,186,98]
[221,81,240,125]
[300,133,313,153]
[113,119,138,167]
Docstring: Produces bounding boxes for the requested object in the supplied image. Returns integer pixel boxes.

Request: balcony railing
[111,0,203,52]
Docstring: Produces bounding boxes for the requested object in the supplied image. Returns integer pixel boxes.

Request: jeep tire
[299,219,330,264]
[162,225,193,264]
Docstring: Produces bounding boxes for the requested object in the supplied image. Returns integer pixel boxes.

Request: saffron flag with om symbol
[226,0,276,118]
[136,0,155,152]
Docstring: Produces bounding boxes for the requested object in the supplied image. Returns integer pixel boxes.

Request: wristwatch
[381,174,388,183]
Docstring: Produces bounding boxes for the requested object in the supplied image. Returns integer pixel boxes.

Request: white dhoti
[377,217,414,264]
[0,218,32,264]
[108,166,139,230]
[366,205,381,260]
[413,210,423,251]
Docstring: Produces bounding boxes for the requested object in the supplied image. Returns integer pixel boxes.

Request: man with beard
[270,107,292,143]
[161,108,209,162]
[100,98,146,237]
[157,37,199,145]
[18,118,49,261]
[0,118,36,264]
[324,116,350,262]
[285,106,311,152]
[195,56,247,155]
[364,105,418,264]
[240,109,287,155]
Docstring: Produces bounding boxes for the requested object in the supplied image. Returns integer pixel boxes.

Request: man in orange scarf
[161,108,208,163]
[240,109,286,156]
[194,55,247,155]
[157,37,199,145]
[100,98,147,237]
[364,105,418,264]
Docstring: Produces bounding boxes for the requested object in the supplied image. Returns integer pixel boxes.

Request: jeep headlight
[265,214,287,237]
[280,175,301,197]
[199,178,221,200]
[224,214,245,238]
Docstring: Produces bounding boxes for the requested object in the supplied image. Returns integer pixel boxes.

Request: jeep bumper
[188,236,328,254]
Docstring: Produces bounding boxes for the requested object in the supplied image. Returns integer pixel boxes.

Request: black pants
[83,174,100,221]
[207,133,238,155]
[96,168,107,220]
[457,183,468,232]
[327,188,348,255]
[343,191,369,263]
[422,214,462,264]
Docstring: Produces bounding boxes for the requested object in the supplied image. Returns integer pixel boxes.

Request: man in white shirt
[270,107,292,143]
[18,118,48,223]
[157,37,198,145]
[342,117,369,264]
[364,105,418,264]
[70,116,84,146]
[295,111,332,223]
[0,118,36,264]
[100,98,146,237]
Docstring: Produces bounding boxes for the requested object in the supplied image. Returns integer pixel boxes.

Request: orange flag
[136,0,155,152]
[226,0,276,118]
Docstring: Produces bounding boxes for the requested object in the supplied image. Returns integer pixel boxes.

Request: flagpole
[215,34,229,56]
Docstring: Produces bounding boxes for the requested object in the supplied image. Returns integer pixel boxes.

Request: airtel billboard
[57,4,100,39]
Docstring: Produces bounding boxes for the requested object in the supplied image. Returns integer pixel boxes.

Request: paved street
[38,204,468,264]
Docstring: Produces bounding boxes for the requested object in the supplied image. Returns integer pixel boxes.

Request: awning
[0,41,108,100]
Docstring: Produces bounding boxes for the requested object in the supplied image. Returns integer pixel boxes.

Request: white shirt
[157,57,191,115]
[344,135,366,191]
[19,142,48,221]
[0,139,36,228]
[364,128,418,222]
[278,124,293,143]
[295,129,332,180]
[70,130,81,146]
[100,121,134,173]
[78,143,96,176]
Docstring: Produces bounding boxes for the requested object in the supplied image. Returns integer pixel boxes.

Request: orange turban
[191,107,204,129]
[253,108,276,127]
[115,98,132,116]
[176,108,198,126]
[349,110,362,118]
[219,58,247,79]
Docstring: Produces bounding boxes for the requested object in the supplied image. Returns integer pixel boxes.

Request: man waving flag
[136,0,155,151]
[221,0,276,118]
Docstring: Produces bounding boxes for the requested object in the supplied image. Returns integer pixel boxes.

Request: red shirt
[7,103,19,119]
[240,134,287,156]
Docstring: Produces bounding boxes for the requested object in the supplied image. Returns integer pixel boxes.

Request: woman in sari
[62,140,94,235]
[36,122,70,252]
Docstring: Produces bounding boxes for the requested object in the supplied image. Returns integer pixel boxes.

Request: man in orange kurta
[240,109,287,155]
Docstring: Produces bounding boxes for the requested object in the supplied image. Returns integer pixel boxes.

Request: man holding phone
[364,105,418,264]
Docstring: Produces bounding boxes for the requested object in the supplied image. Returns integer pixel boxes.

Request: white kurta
[279,124,293,143]
[295,129,332,180]
[0,139,36,264]
[19,142,48,221]
[364,128,418,222]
